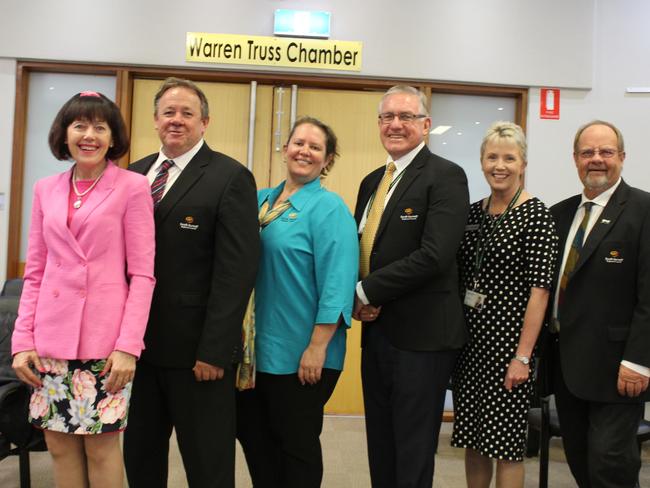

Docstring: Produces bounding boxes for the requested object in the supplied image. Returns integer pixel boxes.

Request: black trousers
[236,369,340,488]
[361,325,459,488]
[552,339,643,488]
[124,360,236,488]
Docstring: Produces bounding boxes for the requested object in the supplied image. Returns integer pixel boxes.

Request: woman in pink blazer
[11,92,155,488]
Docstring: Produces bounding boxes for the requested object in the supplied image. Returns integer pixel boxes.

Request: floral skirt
[28,358,131,435]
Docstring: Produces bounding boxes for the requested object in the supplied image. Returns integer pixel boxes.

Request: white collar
[385,141,425,174]
[580,177,621,207]
[153,139,205,171]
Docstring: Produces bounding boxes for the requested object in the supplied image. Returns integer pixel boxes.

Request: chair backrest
[0,296,20,375]
[0,279,24,298]
[0,295,39,449]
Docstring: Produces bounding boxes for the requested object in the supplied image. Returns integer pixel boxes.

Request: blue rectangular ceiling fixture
[274,9,331,39]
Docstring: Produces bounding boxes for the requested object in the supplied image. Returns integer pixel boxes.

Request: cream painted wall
[0,0,592,88]
[527,0,650,205]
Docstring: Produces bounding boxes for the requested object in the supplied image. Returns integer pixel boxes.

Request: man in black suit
[353,85,469,487]
[547,120,650,488]
[124,78,260,487]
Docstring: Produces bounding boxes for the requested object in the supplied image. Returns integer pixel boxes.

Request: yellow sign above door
[186,33,362,72]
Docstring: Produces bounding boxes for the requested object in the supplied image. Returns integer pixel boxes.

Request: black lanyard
[471,187,523,289]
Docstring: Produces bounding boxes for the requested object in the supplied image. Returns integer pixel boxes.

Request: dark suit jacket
[548,179,650,403]
[354,145,470,351]
[129,142,260,369]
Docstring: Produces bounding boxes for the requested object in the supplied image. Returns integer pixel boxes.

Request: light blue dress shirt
[255,177,359,374]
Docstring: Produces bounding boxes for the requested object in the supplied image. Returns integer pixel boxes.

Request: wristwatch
[513,355,530,365]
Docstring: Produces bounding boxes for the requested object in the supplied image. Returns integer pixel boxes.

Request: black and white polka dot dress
[451,197,558,461]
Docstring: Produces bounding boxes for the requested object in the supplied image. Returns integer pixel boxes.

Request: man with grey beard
[544,120,650,488]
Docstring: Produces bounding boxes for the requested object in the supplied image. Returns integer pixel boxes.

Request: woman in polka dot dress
[451,121,558,487]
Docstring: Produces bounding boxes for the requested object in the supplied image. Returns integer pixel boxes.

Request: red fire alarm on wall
[540,88,560,119]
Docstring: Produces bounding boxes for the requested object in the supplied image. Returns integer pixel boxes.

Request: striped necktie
[557,201,594,324]
[151,160,174,207]
[359,162,396,278]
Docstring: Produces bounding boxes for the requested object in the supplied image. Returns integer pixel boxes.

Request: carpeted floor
[1,417,648,487]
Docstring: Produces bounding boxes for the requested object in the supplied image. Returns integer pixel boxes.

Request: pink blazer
[12,162,156,359]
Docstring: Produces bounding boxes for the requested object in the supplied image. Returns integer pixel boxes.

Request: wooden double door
[131,79,387,414]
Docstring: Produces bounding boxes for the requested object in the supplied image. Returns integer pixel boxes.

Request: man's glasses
[577,148,620,159]
[378,112,428,124]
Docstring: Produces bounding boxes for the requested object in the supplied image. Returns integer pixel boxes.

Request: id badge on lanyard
[465,187,522,312]
[464,288,487,310]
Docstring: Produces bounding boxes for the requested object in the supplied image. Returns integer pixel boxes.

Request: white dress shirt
[552,178,649,377]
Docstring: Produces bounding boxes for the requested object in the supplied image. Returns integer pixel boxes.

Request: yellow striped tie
[359,162,396,278]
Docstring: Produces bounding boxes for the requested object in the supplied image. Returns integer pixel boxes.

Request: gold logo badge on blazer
[281,212,299,222]
[605,249,623,264]
[179,215,199,231]
[400,207,418,221]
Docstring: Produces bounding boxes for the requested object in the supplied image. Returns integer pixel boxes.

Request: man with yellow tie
[353,85,470,488]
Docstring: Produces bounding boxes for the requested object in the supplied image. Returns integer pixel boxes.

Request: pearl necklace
[72,165,106,209]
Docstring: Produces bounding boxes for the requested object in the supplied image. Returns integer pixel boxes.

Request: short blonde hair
[480,121,527,163]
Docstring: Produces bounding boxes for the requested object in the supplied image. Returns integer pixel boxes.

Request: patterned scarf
[236,197,293,390]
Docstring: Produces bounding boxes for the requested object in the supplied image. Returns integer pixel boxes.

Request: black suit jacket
[547,179,650,403]
[129,143,260,369]
[354,145,470,351]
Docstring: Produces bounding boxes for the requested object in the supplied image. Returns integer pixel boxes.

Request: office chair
[0,278,24,298]
[0,288,47,488]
